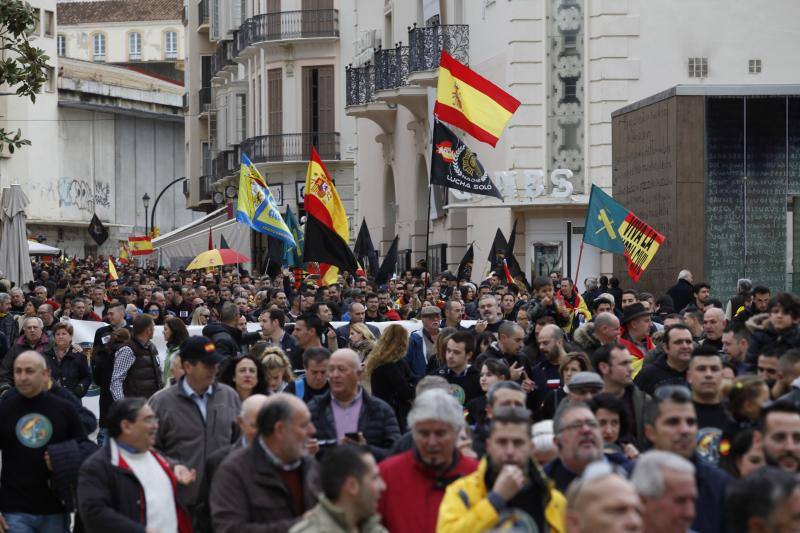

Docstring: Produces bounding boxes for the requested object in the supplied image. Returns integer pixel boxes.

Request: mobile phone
[345,432,360,440]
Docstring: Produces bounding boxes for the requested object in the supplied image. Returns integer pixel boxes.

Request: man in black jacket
[78,397,194,532]
[667,270,695,313]
[308,349,400,461]
[635,324,692,396]
[202,302,261,359]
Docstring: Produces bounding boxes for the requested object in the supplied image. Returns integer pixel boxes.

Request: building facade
[183,0,356,270]
[0,0,195,258]
[57,0,184,82]
[346,0,800,286]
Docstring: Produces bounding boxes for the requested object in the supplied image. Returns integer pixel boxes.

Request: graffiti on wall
[55,178,112,212]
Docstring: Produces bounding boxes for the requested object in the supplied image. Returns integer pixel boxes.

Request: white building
[0,0,196,258]
[181,0,356,271]
[56,0,183,82]
[346,0,800,285]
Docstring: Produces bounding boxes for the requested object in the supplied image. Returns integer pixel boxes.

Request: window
[236,93,247,143]
[43,10,54,37]
[56,34,66,57]
[164,31,178,59]
[44,67,55,92]
[128,32,142,61]
[92,33,106,62]
[749,59,762,74]
[688,57,708,78]
[564,33,577,53]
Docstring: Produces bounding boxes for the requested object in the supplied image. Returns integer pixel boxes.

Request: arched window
[56,34,66,57]
[92,33,106,61]
[128,32,142,60]
[164,30,178,59]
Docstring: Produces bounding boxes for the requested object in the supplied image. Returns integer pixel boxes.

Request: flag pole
[574,240,585,289]
[424,184,432,289]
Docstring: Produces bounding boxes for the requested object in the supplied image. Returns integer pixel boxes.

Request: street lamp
[142,193,151,235]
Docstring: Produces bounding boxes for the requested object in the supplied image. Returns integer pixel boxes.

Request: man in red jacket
[378,388,478,532]
[618,303,654,360]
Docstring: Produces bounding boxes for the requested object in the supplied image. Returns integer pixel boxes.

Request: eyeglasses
[147,309,160,315]
[558,418,600,433]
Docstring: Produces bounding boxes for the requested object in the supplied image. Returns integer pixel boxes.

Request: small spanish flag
[434,51,520,147]
[128,236,154,256]
[108,258,118,280]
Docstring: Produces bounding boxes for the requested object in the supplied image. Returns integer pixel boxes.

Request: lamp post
[142,193,151,236]
[149,177,188,237]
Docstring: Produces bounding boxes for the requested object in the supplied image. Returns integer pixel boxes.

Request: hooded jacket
[745,313,800,371]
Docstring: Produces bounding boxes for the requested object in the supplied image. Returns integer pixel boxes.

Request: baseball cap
[180,335,224,365]
[420,305,442,317]
[564,371,604,394]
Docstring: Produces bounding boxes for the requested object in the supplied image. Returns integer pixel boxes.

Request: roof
[612,84,800,117]
[57,0,182,25]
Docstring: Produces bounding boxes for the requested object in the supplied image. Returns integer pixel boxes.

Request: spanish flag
[434,51,520,147]
[302,148,359,285]
[128,236,153,256]
[108,258,118,280]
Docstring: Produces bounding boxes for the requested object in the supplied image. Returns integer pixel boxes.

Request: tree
[0,0,50,153]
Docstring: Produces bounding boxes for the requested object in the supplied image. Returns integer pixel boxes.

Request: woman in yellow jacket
[436,456,566,533]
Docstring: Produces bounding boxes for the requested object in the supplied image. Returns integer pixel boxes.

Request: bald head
[594,312,621,344]
[566,472,643,532]
[14,350,50,398]
[241,393,270,418]
[330,348,360,369]
[329,348,362,402]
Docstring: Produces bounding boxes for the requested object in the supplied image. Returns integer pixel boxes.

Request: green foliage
[0,0,51,153]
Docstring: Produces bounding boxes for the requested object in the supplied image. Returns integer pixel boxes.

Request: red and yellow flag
[434,51,520,147]
[302,148,359,285]
[108,258,118,280]
[128,236,153,256]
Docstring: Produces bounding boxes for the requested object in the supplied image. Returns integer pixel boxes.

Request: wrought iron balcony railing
[212,147,240,182]
[345,64,375,107]
[198,175,212,201]
[235,9,339,56]
[374,45,409,91]
[199,87,212,113]
[240,132,340,163]
[211,40,235,76]
[408,23,469,73]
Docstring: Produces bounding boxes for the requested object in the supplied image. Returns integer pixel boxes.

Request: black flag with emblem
[456,243,474,281]
[430,120,503,200]
[87,214,108,246]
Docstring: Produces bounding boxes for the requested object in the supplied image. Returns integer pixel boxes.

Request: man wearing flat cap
[618,303,654,361]
[405,306,442,380]
[149,335,241,527]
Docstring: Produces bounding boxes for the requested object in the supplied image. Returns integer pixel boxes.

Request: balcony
[197,0,209,30]
[211,40,235,79]
[198,87,212,115]
[212,147,241,184]
[240,132,340,164]
[407,23,469,85]
[198,175,212,202]
[235,9,339,56]
[346,63,397,131]
[373,43,427,119]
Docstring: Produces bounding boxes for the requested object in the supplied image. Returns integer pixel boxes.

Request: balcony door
[267,0,280,40]
[267,68,283,161]
[302,65,334,159]
[301,0,333,37]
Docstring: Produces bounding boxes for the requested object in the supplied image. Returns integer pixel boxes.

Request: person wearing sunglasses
[645,385,730,533]
[543,402,632,493]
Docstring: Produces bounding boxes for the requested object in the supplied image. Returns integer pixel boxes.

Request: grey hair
[415,375,450,395]
[0,293,10,304]
[22,316,43,329]
[9,287,23,296]
[678,270,692,281]
[631,450,695,499]
[408,389,464,433]
[594,312,619,328]
[585,277,598,290]
[553,401,592,434]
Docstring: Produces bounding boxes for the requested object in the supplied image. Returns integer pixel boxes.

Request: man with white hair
[631,450,697,533]
[378,389,478,532]
[701,307,726,354]
[668,270,695,313]
[565,462,643,533]
[308,349,400,460]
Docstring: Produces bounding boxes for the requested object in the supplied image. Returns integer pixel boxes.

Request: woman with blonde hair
[349,322,376,362]
[190,305,211,326]
[366,324,415,432]
[254,343,293,393]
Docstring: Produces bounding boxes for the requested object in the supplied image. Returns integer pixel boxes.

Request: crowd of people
[0,259,798,532]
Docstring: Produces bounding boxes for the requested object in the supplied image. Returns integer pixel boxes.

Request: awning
[28,241,62,255]
[152,208,252,271]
